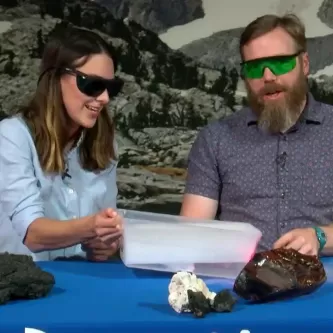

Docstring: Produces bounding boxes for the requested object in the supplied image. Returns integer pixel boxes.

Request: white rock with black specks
[168,271,216,313]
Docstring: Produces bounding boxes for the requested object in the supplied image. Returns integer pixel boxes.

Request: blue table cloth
[1,258,333,333]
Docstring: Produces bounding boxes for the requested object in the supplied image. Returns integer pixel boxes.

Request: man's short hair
[239,14,306,59]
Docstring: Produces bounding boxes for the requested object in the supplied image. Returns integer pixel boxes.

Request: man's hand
[82,237,121,262]
[273,228,319,256]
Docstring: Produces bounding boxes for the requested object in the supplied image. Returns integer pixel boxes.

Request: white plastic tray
[120,209,262,279]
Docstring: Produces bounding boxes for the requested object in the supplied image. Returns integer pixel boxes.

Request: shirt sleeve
[0,118,45,242]
[184,125,222,201]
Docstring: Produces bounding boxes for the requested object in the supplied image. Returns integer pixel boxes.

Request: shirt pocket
[288,158,333,208]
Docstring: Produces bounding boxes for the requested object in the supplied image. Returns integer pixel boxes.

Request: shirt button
[68,188,74,194]
[280,222,285,228]
[281,192,285,198]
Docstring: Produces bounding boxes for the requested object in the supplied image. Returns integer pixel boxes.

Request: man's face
[242,27,309,134]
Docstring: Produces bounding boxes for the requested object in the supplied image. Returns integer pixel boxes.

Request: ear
[301,52,309,76]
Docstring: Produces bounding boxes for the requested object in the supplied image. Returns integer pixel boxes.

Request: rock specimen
[233,248,327,302]
[187,290,211,318]
[168,271,216,313]
[168,271,237,318]
[212,289,237,312]
[0,252,55,305]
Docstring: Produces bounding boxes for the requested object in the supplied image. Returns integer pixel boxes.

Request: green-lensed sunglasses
[240,52,302,79]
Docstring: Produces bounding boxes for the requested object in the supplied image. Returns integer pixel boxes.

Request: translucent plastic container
[120,209,262,279]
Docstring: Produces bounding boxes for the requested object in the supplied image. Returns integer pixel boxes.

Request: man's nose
[96,89,110,104]
[262,67,277,82]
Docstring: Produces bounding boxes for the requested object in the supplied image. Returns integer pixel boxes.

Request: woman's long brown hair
[17,25,119,173]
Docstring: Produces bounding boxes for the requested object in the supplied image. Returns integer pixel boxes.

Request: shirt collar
[299,93,324,124]
[65,130,85,159]
[246,93,324,127]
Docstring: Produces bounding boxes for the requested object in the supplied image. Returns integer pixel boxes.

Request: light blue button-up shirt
[0,116,118,261]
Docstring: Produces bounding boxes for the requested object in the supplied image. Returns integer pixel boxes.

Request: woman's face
[60,53,115,135]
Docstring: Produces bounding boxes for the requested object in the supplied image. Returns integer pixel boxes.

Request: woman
[0,25,124,261]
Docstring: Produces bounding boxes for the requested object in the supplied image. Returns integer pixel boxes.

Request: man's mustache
[259,83,287,96]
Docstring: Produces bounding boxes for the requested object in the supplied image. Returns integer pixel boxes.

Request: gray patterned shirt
[185,94,333,250]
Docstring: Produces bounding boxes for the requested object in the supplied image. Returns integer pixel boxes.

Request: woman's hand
[89,208,123,242]
[83,208,123,261]
[82,237,121,262]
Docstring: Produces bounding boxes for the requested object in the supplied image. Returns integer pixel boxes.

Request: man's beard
[246,72,308,134]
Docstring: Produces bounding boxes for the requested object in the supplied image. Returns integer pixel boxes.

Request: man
[181,13,333,256]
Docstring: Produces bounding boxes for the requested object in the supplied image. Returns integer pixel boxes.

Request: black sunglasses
[63,68,124,98]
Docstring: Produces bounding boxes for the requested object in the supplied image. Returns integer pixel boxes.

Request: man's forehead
[242,52,299,64]
[242,28,297,61]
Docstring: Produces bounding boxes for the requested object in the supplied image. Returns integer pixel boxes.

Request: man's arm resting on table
[25,216,95,252]
[180,194,218,220]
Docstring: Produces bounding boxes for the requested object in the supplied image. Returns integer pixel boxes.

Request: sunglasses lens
[273,57,297,75]
[77,75,105,97]
[242,61,263,79]
[76,75,123,98]
[242,56,297,79]
[106,78,124,97]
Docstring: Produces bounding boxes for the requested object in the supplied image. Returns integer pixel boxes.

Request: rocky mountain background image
[0,0,332,214]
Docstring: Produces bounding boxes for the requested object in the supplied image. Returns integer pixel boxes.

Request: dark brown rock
[233,248,327,302]
[212,290,237,312]
[187,290,211,318]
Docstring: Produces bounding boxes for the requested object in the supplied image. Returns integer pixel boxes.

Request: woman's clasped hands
[82,208,123,262]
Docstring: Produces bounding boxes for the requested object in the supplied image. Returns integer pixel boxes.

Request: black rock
[212,290,237,312]
[233,248,327,303]
[0,252,55,305]
[187,290,211,318]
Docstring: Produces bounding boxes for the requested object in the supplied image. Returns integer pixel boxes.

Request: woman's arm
[25,216,94,252]
[0,118,95,252]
